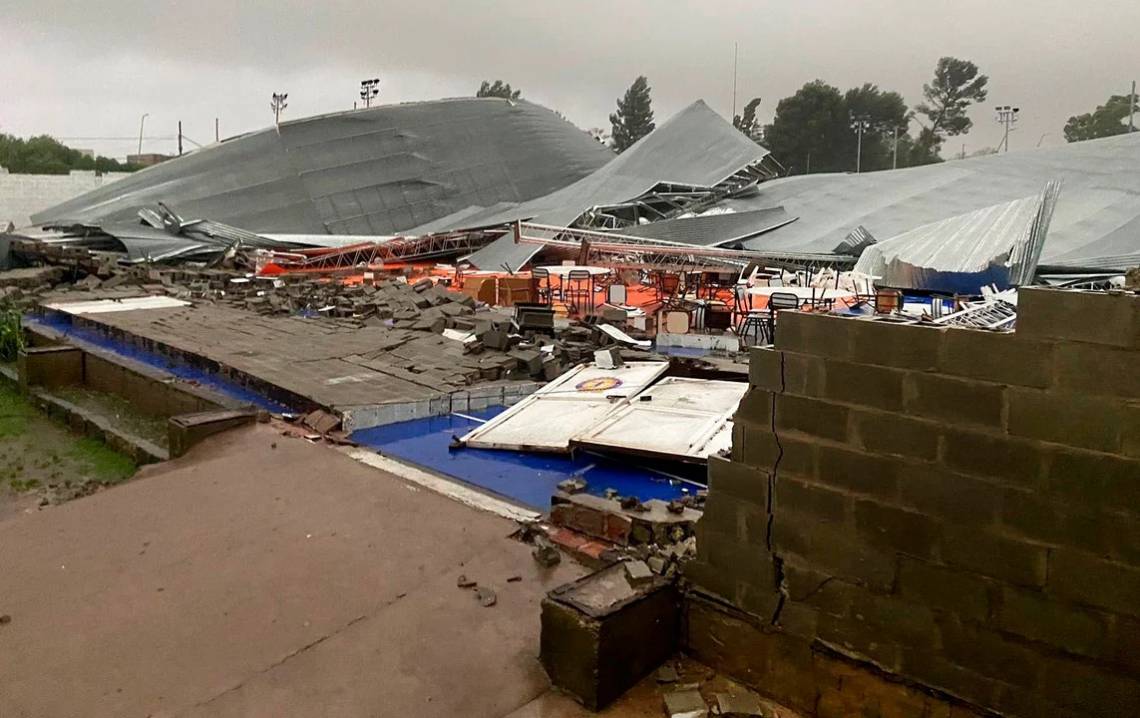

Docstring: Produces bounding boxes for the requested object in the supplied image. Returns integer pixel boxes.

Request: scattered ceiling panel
[31,98,613,236]
[737,132,1140,268]
[572,377,747,463]
[853,182,1061,294]
[461,362,670,453]
[614,207,797,247]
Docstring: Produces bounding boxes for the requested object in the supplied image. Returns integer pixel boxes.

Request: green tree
[0,133,137,175]
[476,80,521,100]
[733,97,763,141]
[762,81,912,174]
[609,76,655,153]
[913,57,989,161]
[1064,93,1137,142]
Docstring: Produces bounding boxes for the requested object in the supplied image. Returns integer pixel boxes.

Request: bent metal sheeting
[31,98,613,237]
[457,100,774,270]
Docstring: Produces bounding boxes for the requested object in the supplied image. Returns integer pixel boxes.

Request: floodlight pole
[996,105,1020,152]
[360,78,380,109]
[732,43,738,121]
[850,115,871,173]
[892,126,899,170]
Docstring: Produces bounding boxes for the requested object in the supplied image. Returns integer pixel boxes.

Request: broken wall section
[686,288,1140,718]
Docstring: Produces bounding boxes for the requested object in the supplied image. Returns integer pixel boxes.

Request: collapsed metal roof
[853,182,1061,293]
[457,100,775,270]
[615,207,797,247]
[738,132,1140,270]
[31,98,614,237]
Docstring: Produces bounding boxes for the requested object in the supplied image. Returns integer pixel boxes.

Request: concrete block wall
[686,288,1140,718]
[0,168,129,228]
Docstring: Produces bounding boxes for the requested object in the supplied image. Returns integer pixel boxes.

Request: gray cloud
[2,0,1137,160]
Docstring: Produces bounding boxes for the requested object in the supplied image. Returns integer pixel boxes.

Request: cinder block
[1017,287,1140,349]
[749,347,825,397]
[707,454,770,507]
[1048,548,1140,618]
[1007,387,1123,454]
[696,523,774,587]
[773,513,897,591]
[941,525,1047,588]
[774,311,854,359]
[849,320,945,371]
[699,491,766,546]
[854,498,939,559]
[999,488,1118,559]
[852,409,939,461]
[684,559,735,602]
[896,557,992,622]
[822,359,905,411]
[1038,652,1140,716]
[1054,342,1140,399]
[941,428,1045,489]
[775,394,849,442]
[781,561,856,616]
[938,617,1043,690]
[843,587,940,649]
[748,346,782,391]
[997,586,1109,658]
[1047,447,1140,513]
[734,388,773,425]
[905,373,1004,428]
[732,423,816,477]
[897,467,1002,527]
[899,651,1003,712]
[815,445,900,500]
[540,565,679,710]
[940,328,1054,389]
[776,476,850,524]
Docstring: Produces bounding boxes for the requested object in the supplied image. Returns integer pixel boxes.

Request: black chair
[565,269,594,315]
[530,267,552,307]
[766,291,802,344]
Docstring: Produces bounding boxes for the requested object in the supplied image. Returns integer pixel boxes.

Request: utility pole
[178,121,183,156]
[137,113,149,156]
[805,153,811,175]
[892,126,900,169]
[996,105,1020,152]
[731,42,738,121]
[850,114,871,173]
[1130,80,1136,133]
[360,78,380,108]
[271,92,289,126]
[215,117,220,143]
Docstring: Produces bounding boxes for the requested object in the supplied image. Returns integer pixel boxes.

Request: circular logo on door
[575,377,624,392]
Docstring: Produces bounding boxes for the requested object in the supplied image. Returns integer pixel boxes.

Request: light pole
[360,78,380,108]
[850,114,871,173]
[1130,80,1136,133]
[137,113,149,156]
[996,105,1020,152]
[271,92,289,126]
[892,125,900,170]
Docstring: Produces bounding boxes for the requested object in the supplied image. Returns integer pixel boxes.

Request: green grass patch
[0,384,32,438]
[65,438,136,485]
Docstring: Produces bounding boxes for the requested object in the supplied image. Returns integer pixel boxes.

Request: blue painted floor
[351,406,703,510]
[26,312,299,414]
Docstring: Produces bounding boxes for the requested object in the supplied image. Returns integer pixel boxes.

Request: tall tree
[476,80,521,100]
[1064,93,1138,142]
[0,134,137,175]
[609,76,656,153]
[913,57,989,161]
[733,97,763,141]
[763,81,911,174]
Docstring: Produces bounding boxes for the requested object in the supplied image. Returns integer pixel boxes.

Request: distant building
[127,153,172,168]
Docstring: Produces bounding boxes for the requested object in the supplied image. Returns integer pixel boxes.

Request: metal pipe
[137,113,149,156]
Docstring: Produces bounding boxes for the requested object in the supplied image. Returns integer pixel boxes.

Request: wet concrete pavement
[0,424,584,717]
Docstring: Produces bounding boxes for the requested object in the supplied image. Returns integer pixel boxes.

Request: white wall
[0,168,130,228]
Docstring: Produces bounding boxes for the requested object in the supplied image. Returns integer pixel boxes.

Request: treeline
[0,134,139,175]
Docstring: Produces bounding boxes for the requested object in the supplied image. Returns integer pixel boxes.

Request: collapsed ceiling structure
[22,96,1140,289]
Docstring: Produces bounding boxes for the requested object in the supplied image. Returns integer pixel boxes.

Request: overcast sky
[2,1,1137,162]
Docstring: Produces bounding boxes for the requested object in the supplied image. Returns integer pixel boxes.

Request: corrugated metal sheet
[460,100,772,270]
[32,98,613,236]
[853,182,1060,293]
[738,132,1140,268]
[614,207,796,247]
